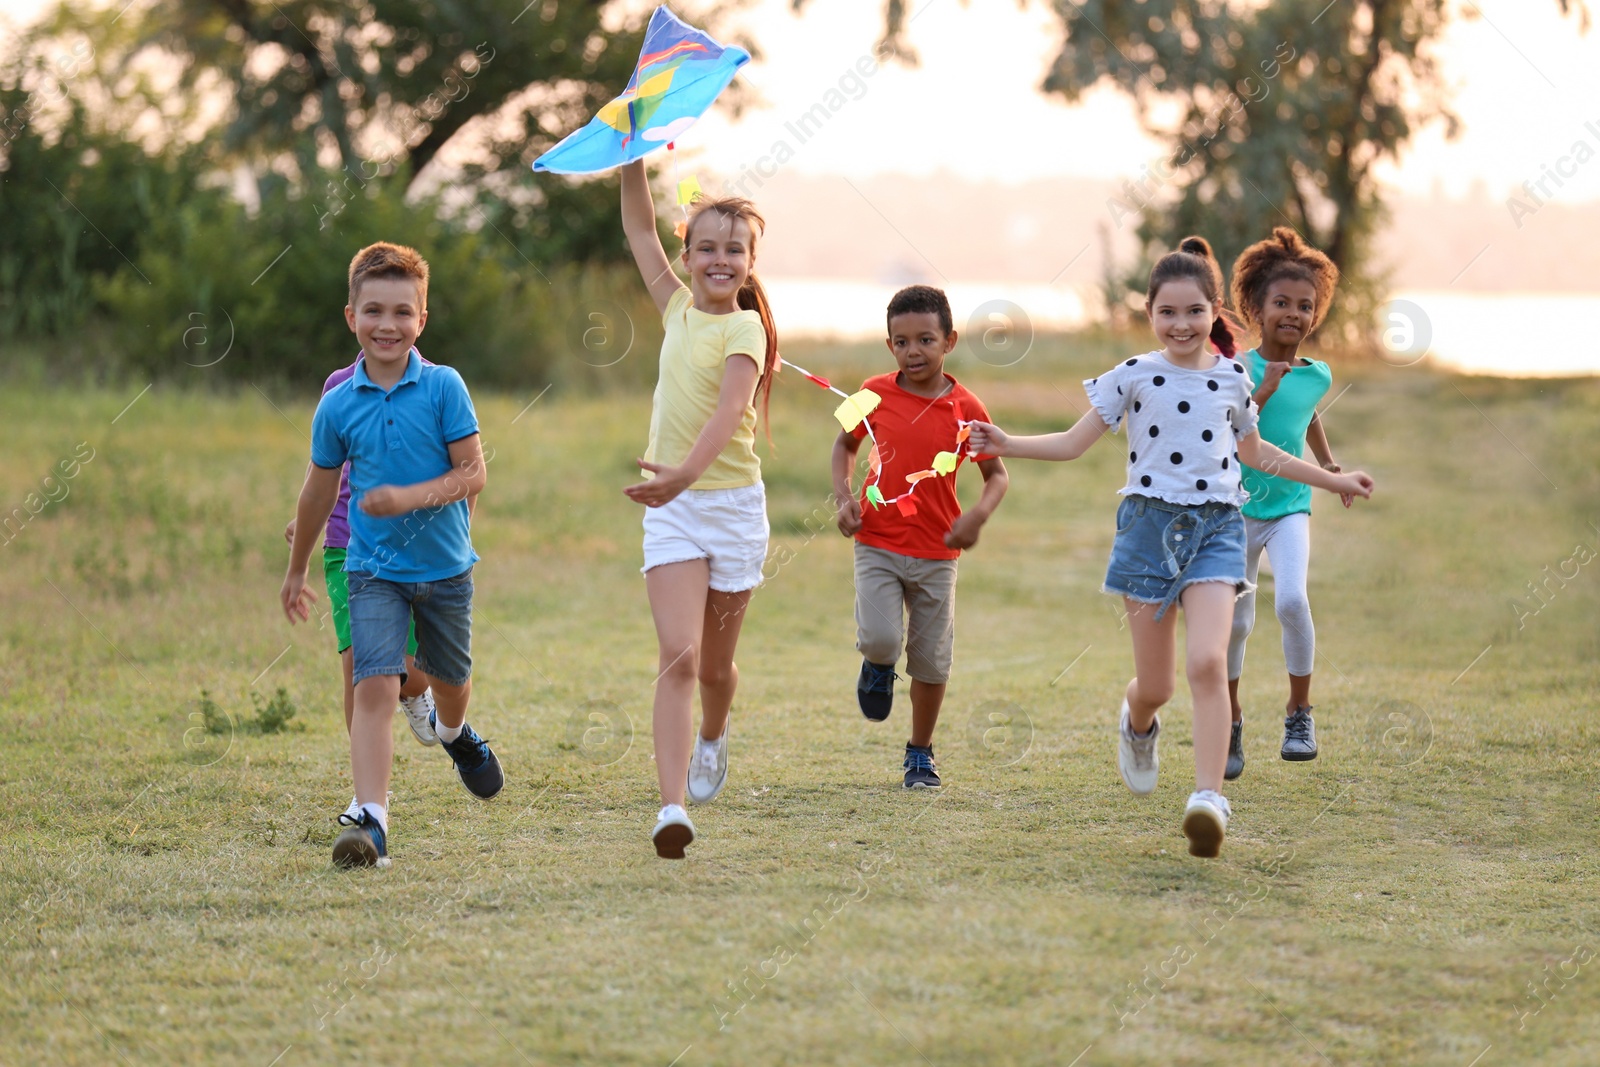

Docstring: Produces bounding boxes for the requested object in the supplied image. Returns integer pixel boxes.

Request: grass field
[1,335,1598,1066]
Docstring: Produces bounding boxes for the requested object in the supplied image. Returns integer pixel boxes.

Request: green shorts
[323,548,418,656]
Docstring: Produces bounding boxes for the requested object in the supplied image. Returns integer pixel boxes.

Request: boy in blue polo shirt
[280,242,502,869]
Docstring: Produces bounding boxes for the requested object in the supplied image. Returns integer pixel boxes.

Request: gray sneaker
[686,726,729,805]
[1225,721,1245,780]
[399,688,439,746]
[1117,700,1160,795]
[1281,706,1318,761]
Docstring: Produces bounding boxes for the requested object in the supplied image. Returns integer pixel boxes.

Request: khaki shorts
[853,543,958,684]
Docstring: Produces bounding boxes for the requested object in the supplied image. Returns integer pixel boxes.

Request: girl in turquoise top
[1225,228,1349,778]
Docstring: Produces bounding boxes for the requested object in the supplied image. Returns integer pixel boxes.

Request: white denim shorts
[641,482,769,593]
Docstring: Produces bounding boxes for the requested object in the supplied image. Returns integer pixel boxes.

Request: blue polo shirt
[310,349,480,582]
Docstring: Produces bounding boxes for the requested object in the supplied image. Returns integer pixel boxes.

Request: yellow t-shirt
[644,286,766,490]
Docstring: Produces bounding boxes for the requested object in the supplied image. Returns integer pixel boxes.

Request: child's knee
[660,645,700,684]
[1186,652,1227,687]
[856,629,900,666]
[1228,615,1253,657]
[1274,593,1311,626]
[698,659,736,691]
[1136,675,1176,707]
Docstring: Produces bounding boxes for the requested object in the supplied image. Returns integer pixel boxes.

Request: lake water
[759,278,1600,379]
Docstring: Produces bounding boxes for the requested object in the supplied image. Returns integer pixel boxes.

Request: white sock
[343,796,361,820]
[358,802,388,832]
[434,719,464,743]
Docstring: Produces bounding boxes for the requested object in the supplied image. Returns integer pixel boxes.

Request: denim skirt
[1103,495,1249,621]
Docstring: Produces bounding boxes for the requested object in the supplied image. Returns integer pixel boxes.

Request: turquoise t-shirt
[1241,349,1332,520]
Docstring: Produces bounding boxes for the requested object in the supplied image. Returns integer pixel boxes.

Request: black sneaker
[431,711,505,799]
[903,744,940,789]
[332,811,389,869]
[857,660,897,722]
[1225,720,1245,780]
[1281,706,1318,761]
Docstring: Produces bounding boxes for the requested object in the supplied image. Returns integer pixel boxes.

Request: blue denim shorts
[348,568,474,687]
[1103,496,1249,621]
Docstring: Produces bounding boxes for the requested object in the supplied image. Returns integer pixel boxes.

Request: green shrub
[248,686,301,734]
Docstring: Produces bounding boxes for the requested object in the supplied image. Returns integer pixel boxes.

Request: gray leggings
[1227,512,1315,679]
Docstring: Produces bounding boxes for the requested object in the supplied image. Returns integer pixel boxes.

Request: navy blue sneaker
[903,744,940,789]
[431,711,505,799]
[332,811,389,869]
[857,660,897,722]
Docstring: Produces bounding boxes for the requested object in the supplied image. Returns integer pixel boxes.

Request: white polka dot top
[1084,350,1260,506]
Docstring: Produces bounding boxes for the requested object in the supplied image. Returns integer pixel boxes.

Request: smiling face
[681,211,754,313]
[345,276,427,371]
[886,311,957,393]
[1148,278,1216,364]
[1257,277,1319,356]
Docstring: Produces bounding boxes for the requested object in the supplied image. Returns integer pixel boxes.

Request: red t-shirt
[851,371,995,561]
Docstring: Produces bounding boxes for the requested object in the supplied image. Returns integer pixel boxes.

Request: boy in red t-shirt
[831,285,1010,788]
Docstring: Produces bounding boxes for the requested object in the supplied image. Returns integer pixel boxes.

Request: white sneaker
[399,689,440,746]
[686,727,729,805]
[1183,790,1232,858]
[652,804,696,859]
[1117,700,1160,795]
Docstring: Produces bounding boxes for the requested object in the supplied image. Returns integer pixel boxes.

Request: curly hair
[1146,235,1239,358]
[348,241,429,309]
[1229,227,1340,336]
[886,284,953,336]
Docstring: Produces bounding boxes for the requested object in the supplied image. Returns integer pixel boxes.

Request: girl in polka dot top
[966,236,1374,859]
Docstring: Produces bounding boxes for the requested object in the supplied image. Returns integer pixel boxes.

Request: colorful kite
[780,357,977,518]
[532,6,750,175]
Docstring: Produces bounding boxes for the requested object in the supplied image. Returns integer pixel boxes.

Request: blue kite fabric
[532,5,749,175]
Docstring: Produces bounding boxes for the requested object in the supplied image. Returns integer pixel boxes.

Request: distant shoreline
[761,277,1599,379]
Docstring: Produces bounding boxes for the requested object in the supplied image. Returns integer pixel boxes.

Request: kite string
[778,357,850,399]
[777,356,972,508]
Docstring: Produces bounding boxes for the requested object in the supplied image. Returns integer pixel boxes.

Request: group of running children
[278,157,1375,867]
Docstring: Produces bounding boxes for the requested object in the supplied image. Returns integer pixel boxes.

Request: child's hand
[835,495,862,537]
[359,485,415,517]
[965,421,1008,456]
[1257,361,1292,395]
[944,513,985,550]
[1332,470,1373,501]
[280,570,318,624]
[283,517,297,545]
[624,460,692,508]
[1322,461,1353,508]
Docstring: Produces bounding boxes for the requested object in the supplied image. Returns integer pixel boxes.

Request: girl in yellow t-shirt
[619,159,779,858]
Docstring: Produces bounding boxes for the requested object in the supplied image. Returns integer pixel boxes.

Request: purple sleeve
[322,362,359,550]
